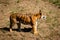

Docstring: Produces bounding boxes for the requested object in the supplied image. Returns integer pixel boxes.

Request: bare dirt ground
[0,0,60,40]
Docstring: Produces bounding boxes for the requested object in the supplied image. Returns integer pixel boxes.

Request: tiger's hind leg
[10,18,16,32]
[10,21,15,32]
[17,22,21,32]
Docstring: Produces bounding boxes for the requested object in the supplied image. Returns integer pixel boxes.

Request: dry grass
[0,0,60,40]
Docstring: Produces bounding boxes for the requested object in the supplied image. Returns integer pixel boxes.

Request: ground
[0,0,60,40]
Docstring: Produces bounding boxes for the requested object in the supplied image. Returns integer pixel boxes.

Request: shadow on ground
[0,27,32,32]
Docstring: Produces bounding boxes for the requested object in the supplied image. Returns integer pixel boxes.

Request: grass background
[43,0,60,8]
[0,0,60,40]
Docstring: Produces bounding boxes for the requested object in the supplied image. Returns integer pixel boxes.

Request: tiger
[10,10,42,35]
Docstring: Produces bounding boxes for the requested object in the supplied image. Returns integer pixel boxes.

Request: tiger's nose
[41,15,46,20]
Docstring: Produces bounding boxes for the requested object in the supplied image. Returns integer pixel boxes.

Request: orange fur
[10,10,42,35]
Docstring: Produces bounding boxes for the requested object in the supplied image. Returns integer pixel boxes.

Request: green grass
[49,0,60,6]
[43,0,60,7]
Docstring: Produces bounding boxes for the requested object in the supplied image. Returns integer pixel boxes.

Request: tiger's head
[35,10,46,20]
[35,10,42,19]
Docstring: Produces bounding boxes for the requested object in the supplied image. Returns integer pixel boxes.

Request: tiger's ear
[39,10,42,15]
[39,10,41,13]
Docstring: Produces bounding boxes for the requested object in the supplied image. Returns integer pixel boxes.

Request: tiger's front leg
[32,21,38,35]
